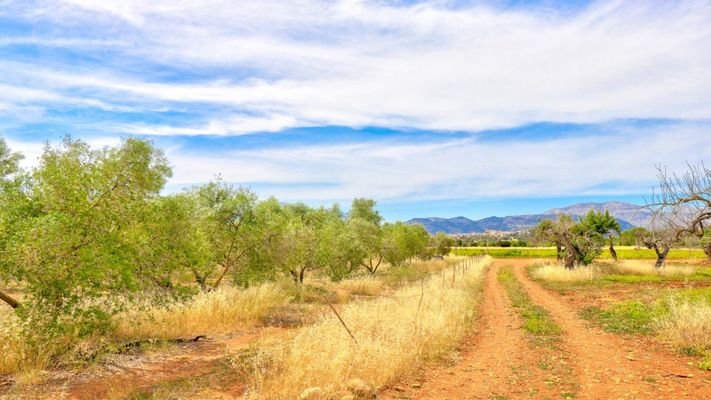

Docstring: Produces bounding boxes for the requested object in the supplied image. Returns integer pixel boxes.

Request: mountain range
[407,201,652,234]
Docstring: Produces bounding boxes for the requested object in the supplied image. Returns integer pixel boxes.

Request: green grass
[453,246,707,260]
[497,266,562,346]
[580,301,661,335]
[579,287,711,370]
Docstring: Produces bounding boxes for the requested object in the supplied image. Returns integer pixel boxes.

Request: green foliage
[0,136,443,369]
[0,138,22,182]
[497,266,561,346]
[2,137,172,343]
[430,232,455,257]
[620,227,649,246]
[580,302,659,335]
[382,222,429,266]
[580,210,620,236]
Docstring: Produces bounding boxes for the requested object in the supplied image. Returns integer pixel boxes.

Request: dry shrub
[113,283,291,341]
[655,298,711,351]
[247,256,492,399]
[532,264,600,282]
[611,261,695,276]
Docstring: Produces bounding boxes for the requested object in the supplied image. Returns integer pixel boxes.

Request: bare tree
[648,163,711,260]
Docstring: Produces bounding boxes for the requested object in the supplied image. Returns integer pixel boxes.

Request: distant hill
[407,201,648,234]
[544,201,652,227]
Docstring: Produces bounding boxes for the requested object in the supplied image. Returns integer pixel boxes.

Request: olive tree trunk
[0,289,19,309]
[609,236,618,262]
[654,246,670,268]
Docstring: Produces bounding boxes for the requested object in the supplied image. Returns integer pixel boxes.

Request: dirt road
[381,260,575,399]
[510,259,710,399]
[381,259,711,400]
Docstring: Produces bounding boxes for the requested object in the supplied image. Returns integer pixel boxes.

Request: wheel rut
[510,259,711,399]
[380,260,567,399]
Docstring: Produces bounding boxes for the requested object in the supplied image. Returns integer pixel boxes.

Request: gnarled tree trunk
[653,246,670,268]
[609,236,618,262]
[555,242,563,263]
[704,241,711,261]
[563,246,576,269]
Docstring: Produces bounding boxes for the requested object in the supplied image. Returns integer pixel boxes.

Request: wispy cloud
[155,121,711,202]
[0,1,709,218]
[0,1,710,134]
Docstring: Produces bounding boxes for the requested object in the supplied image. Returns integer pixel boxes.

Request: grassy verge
[530,261,711,293]
[453,246,707,260]
[0,257,470,379]
[580,288,711,370]
[497,266,562,347]
[244,256,492,399]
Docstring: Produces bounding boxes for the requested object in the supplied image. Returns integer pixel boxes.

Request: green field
[452,246,707,260]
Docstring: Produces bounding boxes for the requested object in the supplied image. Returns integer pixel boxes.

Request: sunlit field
[454,246,707,259]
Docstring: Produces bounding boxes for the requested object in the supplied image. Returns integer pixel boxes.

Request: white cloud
[5,122,710,204]
[124,114,300,136]
[163,122,711,202]
[0,0,709,134]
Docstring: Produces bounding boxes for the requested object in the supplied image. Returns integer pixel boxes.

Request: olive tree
[533,215,602,269]
[532,219,564,262]
[430,232,455,257]
[347,198,386,274]
[187,180,263,291]
[3,137,172,338]
[382,222,429,266]
[580,210,621,261]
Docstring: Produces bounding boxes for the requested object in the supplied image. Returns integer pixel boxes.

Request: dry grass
[0,310,25,374]
[0,311,58,379]
[532,260,697,283]
[532,264,601,282]
[246,256,492,399]
[655,298,711,352]
[332,276,387,297]
[610,261,695,276]
[113,284,291,341]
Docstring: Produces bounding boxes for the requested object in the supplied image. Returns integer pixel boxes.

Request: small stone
[299,387,324,400]
[347,378,376,399]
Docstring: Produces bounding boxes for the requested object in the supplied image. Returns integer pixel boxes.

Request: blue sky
[0,0,710,221]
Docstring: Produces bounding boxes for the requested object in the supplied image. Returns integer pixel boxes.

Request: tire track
[381,261,562,399]
[511,259,711,399]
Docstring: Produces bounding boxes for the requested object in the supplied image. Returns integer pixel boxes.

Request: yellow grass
[531,264,600,282]
[247,256,492,399]
[113,283,291,341]
[0,311,57,377]
[532,260,697,283]
[334,276,387,297]
[610,261,695,276]
[655,299,711,351]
